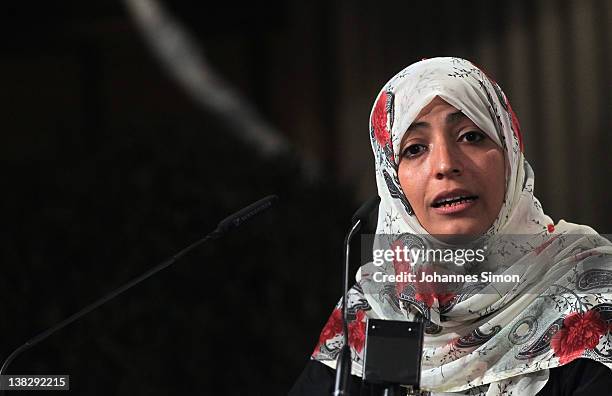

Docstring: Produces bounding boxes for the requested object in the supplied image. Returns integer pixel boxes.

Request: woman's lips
[432,197,478,215]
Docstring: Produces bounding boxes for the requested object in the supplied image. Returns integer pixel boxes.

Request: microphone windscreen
[217,195,279,233]
[351,195,380,225]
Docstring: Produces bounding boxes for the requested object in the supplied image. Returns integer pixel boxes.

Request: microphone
[350,195,380,225]
[334,196,380,396]
[0,195,279,383]
[217,195,278,233]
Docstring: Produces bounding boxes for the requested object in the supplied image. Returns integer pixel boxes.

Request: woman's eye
[459,131,485,143]
[402,144,426,158]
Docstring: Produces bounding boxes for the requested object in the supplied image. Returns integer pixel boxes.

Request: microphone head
[217,195,279,233]
[351,195,380,225]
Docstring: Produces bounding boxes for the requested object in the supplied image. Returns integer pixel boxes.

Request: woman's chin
[425,220,489,239]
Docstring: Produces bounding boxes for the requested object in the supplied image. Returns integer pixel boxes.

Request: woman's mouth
[431,195,479,214]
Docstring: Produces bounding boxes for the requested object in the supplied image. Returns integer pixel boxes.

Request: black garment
[289,358,612,395]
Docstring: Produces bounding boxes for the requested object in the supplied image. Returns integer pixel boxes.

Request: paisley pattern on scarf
[311,57,612,395]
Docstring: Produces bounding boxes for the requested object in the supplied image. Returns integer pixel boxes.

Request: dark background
[1,1,610,394]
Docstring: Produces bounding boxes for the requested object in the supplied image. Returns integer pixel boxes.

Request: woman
[290,57,612,395]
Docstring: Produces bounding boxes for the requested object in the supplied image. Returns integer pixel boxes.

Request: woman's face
[398,97,506,236]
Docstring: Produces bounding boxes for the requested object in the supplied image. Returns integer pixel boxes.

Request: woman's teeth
[433,196,477,208]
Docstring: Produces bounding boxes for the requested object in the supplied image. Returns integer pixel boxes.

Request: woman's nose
[431,141,463,179]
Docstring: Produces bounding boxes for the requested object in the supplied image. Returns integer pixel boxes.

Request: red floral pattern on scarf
[372,92,391,147]
[415,291,435,308]
[313,308,343,354]
[388,246,457,309]
[391,239,412,295]
[313,308,368,354]
[550,310,607,364]
[437,293,457,307]
[412,267,456,308]
[348,310,367,353]
[415,292,456,309]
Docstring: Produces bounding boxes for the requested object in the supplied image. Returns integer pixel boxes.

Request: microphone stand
[333,220,361,395]
[334,196,380,396]
[0,195,278,393]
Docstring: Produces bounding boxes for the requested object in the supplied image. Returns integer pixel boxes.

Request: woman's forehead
[413,97,461,121]
[401,97,482,142]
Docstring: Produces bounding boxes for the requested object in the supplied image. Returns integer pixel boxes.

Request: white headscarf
[312,57,612,395]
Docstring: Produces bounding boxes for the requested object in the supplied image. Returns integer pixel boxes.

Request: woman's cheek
[401,169,426,214]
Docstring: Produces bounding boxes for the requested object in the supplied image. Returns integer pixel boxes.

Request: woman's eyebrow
[446,111,467,124]
[406,121,428,131]
[406,111,467,132]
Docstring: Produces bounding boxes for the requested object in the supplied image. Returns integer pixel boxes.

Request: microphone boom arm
[0,195,278,381]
